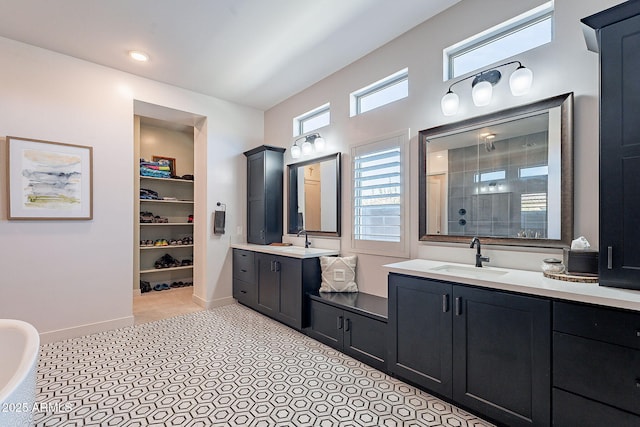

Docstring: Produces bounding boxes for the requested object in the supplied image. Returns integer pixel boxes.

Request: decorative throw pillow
[319,256,358,292]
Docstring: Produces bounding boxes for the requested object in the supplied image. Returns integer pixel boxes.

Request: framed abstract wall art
[6,136,93,220]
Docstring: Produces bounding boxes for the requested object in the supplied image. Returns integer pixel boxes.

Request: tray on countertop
[543,271,598,283]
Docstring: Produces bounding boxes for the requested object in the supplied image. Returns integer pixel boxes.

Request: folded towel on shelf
[140,167,171,178]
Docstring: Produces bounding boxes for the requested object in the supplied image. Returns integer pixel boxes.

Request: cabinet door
[247,152,266,244]
[308,299,343,348]
[344,311,387,371]
[452,286,550,427]
[388,274,452,396]
[256,253,278,316]
[599,13,640,289]
[276,255,302,328]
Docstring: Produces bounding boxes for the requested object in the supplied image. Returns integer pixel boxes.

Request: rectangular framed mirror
[288,153,341,236]
[419,93,573,248]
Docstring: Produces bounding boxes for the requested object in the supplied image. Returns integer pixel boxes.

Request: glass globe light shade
[509,66,533,96]
[472,80,493,107]
[313,136,325,152]
[290,144,301,159]
[441,90,459,116]
[301,139,313,155]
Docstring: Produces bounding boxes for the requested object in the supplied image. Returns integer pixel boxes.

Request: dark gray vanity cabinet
[244,145,285,245]
[232,249,256,307]
[388,273,551,427]
[307,292,388,371]
[552,301,640,426]
[582,2,640,290]
[240,251,321,330]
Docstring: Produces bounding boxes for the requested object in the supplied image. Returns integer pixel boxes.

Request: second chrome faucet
[470,237,490,267]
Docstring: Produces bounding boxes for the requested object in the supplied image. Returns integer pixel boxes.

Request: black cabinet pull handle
[240,290,247,294]
[608,246,613,269]
[337,316,343,330]
[274,261,280,272]
[240,269,247,273]
[442,294,449,313]
[455,297,462,316]
[345,318,351,332]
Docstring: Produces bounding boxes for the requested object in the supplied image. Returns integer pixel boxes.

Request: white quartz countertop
[384,259,640,312]
[231,243,340,259]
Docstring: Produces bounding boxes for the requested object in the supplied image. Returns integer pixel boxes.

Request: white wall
[0,36,263,342]
[265,0,621,297]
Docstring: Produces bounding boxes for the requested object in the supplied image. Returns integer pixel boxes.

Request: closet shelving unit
[138,178,194,276]
[134,115,195,295]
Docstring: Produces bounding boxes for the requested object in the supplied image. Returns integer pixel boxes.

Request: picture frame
[152,155,176,176]
[6,136,93,220]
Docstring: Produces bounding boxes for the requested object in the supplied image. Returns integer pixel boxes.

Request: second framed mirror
[288,153,341,237]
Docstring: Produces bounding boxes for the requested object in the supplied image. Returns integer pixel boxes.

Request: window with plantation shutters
[351,131,409,257]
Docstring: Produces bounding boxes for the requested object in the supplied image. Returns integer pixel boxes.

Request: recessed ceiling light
[129,50,149,62]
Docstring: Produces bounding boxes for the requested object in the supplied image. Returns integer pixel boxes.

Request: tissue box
[563,249,599,276]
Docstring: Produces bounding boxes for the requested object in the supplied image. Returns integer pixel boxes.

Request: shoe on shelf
[140,211,154,223]
[140,281,152,293]
[154,253,180,269]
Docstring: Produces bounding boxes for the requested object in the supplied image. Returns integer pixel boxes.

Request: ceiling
[0,0,460,111]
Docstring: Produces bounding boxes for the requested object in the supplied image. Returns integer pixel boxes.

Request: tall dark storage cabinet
[244,146,285,245]
[582,1,640,290]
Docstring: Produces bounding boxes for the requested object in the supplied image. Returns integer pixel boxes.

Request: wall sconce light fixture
[291,133,325,159]
[441,61,533,116]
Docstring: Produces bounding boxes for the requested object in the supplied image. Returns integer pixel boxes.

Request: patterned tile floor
[35,304,493,427]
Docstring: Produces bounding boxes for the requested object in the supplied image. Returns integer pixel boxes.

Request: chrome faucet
[470,237,490,267]
[297,229,311,248]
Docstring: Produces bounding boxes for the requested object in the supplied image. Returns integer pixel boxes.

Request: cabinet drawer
[233,249,255,283]
[553,388,640,427]
[553,332,640,415]
[553,301,640,350]
[233,279,255,306]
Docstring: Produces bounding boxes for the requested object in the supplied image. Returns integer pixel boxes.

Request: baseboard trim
[191,294,234,309]
[209,296,235,308]
[39,316,134,344]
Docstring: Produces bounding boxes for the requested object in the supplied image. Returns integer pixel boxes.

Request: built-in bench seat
[306,291,388,371]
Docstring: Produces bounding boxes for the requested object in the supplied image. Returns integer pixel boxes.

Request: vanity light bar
[441,61,533,116]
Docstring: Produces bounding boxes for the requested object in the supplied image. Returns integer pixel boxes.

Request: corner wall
[0,36,263,342]
[265,0,621,297]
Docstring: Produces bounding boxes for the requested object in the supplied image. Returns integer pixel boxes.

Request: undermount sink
[271,246,339,258]
[281,247,311,254]
[430,264,508,278]
[280,246,334,255]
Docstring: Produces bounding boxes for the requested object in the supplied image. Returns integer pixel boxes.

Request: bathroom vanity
[231,244,339,330]
[384,259,640,427]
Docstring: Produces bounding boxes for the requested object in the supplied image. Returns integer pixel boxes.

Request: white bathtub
[0,319,40,427]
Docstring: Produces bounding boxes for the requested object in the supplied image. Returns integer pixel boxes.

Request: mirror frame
[287,152,342,237]
[418,93,574,248]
